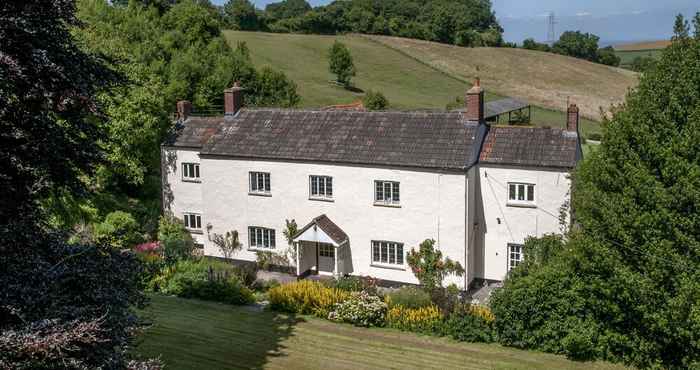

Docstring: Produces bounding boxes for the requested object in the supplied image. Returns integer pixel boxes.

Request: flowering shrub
[386,304,444,334]
[442,304,496,343]
[328,291,387,327]
[268,280,349,318]
[384,286,432,309]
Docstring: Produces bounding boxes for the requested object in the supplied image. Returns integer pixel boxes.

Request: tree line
[224,0,505,47]
[521,31,621,67]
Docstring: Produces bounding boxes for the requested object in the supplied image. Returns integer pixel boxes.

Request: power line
[547,12,557,44]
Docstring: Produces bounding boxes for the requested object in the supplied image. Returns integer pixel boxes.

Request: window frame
[507,243,524,271]
[370,240,405,269]
[248,226,276,250]
[507,182,536,207]
[309,175,334,201]
[183,212,202,232]
[181,162,201,182]
[318,244,335,258]
[249,171,271,196]
[374,180,400,206]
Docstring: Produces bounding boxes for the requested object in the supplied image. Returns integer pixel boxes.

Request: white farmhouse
[162,81,581,290]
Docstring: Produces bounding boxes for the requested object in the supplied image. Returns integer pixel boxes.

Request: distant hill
[224,31,639,136]
[614,40,671,51]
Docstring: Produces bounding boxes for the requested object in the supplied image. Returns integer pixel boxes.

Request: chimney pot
[567,103,579,132]
[466,79,485,122]
[225,82,244,116]
[176,100,192,120]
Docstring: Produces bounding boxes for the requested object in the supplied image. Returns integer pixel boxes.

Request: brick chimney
[224,81,244,116]
[176,100,192,120]
[567,103,579,133]
[466,78,484,122]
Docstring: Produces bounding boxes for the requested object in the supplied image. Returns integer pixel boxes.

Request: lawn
[134,295,627,370]
[224,31,603,137]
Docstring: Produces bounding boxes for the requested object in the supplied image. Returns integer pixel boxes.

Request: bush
[268,280,349,318]
[386,304,443,334]
[134,241,164,284]
[93,210,143,249]
[328,275,378,294]
[385,286,432,309]
[232,263,258,287]
[442,304,495,343]
[158,214,196,264]
[363,90,388,111]
[328,291,387,327]
[154,260,254,305]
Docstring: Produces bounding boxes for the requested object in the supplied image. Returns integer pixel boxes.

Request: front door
[317,243,335,275]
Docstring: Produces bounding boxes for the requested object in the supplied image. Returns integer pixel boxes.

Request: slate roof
[479,126,580,168]
[293,214,349,246]
[164,108,580,170]
[200,109,483,170]
[453,98,529,119]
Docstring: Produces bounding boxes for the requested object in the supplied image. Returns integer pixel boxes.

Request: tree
[224,0,260,30]
[282,219,298,246]
[596,46,621,67]
[491,18,700,368]
[93,210,144,250]
[328,41,356,86]
[407,239,464,292]
[363,90,389,110]
[212,230,243,260]
[552,31,601,62]
[673,13,690,40]
[265,0,311,21]
[630,55,657,73]
[522,38,551,52]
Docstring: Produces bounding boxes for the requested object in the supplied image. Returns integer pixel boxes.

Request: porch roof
[292,214,348,247]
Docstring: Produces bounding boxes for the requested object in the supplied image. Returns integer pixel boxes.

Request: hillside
[365,35,638,121]
[223,31,632,136]
[614,40,670,51]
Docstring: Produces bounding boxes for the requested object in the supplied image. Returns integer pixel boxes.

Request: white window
[182,163,200,181]
[183,213,201,230]
[249,226,275,249]
[508,183,535,204]
[319,244,335,258]
[371,241,404,266]
[310,175,333,199]
[508,243,524,271]
[249,172,271,194]
[374,180,400,205]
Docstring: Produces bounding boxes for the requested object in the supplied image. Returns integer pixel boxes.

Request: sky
[227,0,699,44]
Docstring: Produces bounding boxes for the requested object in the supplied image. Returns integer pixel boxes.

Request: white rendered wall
[474,165,571,281]
[162,147,207,245]
[198,157,469,289]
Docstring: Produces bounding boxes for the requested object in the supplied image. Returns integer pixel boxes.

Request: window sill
[370,263,406,271]
[187,229,204,234]
[248,247,277,253]
[506,201,537,209]
[248,192,272,197]
[182,178,201,183]
[373,202,401,208]
[309,196,334,203]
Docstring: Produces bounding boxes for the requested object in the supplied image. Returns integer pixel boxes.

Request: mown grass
[616,49,664,67]
[224,31,602,136]
[134,295,628,370]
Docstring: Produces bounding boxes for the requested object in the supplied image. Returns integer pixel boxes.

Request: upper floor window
[310,175,333,200]
[375,180,400,205]
[182,163,200,181]
[249,226,275,249]
[508,243,524,271]
[249,172,271,195]
[371,241,404,267]
[183,213,201,230]
[508,182,535,205]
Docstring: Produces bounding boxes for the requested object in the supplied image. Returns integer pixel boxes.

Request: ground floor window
[249,226,276,249]
[319,244,334,258]
[371,241,404,266]
[508,243,524,270]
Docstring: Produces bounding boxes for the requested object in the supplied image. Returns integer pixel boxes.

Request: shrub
[363,90,388,111]
[407,239,464,291]
[328,291,387,327]
[154,260,253,305]
[386,305,444,334]
[158,214,196,264]
[232,263,258,287]
[442,304,495,343]
[329,275,378,294]
[134,241,164,284]
[268,280,349,318]
[385,286,432,309]
[93,210,143,249]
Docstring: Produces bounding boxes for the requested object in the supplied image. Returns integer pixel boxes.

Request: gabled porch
[292,214,352,278]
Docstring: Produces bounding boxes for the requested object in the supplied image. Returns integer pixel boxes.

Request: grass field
[614,40,670,51]
[134,295,628,370]
[224,31,606,137]
[615,49,664,67]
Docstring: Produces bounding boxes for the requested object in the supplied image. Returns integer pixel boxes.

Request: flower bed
[268,280,349,318]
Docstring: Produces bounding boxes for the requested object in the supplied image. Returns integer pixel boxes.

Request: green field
[616,49,663,67]
[134,295,627,370]
[224,31,603,137]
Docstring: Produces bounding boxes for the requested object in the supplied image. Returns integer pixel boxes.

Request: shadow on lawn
[246,311,306,370]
